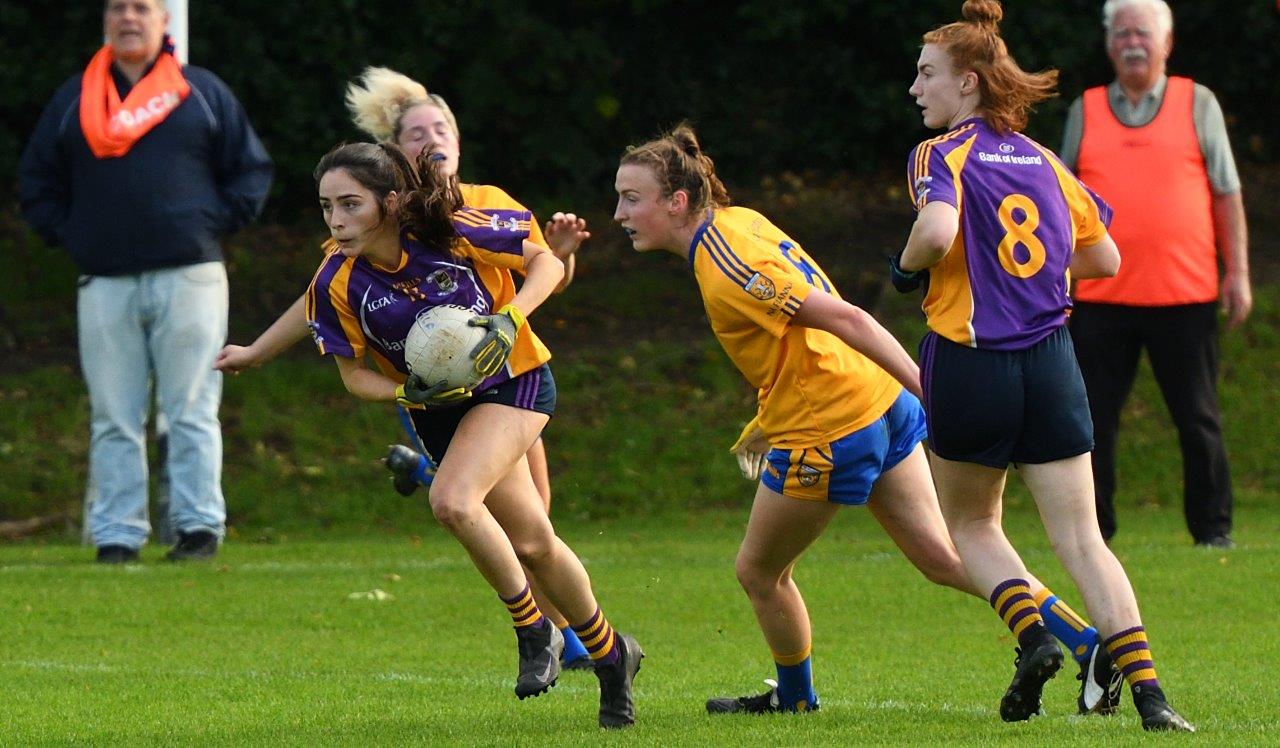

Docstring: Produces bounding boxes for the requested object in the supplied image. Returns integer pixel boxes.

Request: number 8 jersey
[908,117,1113,350]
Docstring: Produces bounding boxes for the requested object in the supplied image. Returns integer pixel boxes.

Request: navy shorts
[919,326,1093,468]
[409,363,556,463]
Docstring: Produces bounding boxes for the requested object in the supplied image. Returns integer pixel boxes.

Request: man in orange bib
[1059,0,1250,548]
[18,0,273,563]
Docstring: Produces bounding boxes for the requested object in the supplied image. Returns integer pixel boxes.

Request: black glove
[890,252,927,294]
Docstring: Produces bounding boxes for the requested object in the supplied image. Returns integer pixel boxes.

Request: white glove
[729,416,770,481]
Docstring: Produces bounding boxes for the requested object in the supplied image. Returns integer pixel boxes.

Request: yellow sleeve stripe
[329,261,363,358]
[912,124,975,209]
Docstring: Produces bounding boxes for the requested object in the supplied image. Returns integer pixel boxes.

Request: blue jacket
[18,63,273,276]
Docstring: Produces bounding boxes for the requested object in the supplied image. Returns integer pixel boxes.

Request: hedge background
[2,1,1277,219]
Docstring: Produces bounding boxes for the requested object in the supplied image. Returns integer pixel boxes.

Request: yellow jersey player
[613,122,982,714]
[899,0,1191,731]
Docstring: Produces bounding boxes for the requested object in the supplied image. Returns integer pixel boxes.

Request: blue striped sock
[411,452,436,487]
[774,651,817,711]
[1035,589,1099,665]
[560,626,589,663]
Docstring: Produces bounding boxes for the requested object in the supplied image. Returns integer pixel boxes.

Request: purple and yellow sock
[990,579,1049,648]
[571,607,619,666]
[1105,626,1163,698]
[500,583,544,629]
[1034,587,1099,664]
[773,644,818,711]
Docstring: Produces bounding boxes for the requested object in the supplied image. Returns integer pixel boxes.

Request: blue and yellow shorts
[760,389,927,505]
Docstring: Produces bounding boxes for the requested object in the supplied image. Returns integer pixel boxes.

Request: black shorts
[919,326,1093,468]
[409,363,556,463]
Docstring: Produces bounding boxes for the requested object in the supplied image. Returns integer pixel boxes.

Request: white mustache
[1121,49,1148,62]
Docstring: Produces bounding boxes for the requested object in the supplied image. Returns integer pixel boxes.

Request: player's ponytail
[923,0,1057,133]
[621,122,731,216]
[345,66,462,144]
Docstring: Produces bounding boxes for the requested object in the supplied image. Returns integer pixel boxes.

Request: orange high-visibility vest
[1075,76,1218,306]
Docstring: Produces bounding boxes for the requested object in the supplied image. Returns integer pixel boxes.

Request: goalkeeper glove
[469,304,524,377]
[395,373,472,409]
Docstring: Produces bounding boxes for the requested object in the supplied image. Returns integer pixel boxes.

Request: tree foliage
[2,1,1276,217]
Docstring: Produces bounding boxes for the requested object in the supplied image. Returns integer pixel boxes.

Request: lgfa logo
[108,90,183,135]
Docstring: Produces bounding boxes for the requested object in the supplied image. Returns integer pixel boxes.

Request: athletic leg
[1020,455,1193,730]
[867,444,978,596]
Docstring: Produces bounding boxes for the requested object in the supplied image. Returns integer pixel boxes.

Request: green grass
[2,510,1277,745]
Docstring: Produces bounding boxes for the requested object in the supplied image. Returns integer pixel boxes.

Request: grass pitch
[2,508,1276,746]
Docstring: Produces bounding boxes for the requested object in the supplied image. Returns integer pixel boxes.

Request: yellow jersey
[689,206,901,449]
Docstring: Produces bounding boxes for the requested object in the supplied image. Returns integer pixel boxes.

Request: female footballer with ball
[612,123,1108,717]
[897,0,1191,731]
[214,68,597,671]
[304,141,641,728]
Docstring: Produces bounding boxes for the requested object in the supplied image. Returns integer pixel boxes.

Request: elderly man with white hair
[1060,0,1249,550]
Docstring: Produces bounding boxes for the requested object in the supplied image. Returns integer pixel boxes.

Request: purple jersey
[305,208,551,388]
[907,118,1112,350]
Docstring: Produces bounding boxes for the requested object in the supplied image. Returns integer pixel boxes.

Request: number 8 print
[996,193,1046,279]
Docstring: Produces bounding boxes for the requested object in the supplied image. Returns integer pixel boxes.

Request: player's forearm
[1070,234,1121,280]
[508,248,565,318]
[836,308,923,399]
[1213,192,1249,277]
[335,359,398,402]
[793,291,922,399]
[250,295,311,363]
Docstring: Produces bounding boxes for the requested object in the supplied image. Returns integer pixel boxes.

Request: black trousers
[1069,302,1233,542]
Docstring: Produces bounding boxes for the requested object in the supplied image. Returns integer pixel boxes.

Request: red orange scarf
[79,35,190,158]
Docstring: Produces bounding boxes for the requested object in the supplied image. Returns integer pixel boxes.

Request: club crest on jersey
[744,272,776,301]
[428,269,457,293]
[796,464,821,487]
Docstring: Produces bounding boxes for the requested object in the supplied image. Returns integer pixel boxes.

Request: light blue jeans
[78,261,228,549]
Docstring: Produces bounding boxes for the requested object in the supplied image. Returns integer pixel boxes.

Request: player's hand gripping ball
[403,305,488,395]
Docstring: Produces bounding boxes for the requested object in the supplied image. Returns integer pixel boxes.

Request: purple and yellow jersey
[908,118,1112,350]
[305,209,551,390]
[689,207,901,450]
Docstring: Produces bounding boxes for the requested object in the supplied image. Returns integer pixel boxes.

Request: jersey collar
[686,208,716,271]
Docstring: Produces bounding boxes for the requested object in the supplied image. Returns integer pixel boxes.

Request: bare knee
[916,549,970,591]
[511,532,557,570]
[428,483,482,532]
[735,554,786,599]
